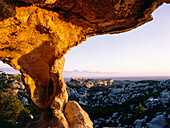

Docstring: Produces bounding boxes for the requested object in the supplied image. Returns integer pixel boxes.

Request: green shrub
[0,92,30,122]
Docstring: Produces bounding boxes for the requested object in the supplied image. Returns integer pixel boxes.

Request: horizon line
[1,67,170,77]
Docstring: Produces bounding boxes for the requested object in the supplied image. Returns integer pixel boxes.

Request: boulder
[64,101,93,128]
[147,115,168,128]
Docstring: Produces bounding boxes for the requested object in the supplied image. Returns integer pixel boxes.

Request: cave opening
[64,3,170,79]
[0,1,170,128]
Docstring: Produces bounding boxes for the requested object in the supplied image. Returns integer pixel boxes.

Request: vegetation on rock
[0,70,41,127]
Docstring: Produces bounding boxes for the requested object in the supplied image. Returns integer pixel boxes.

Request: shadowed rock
[0,0,169,127]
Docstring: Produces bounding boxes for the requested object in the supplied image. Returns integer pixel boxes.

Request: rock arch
[0,0,169,127]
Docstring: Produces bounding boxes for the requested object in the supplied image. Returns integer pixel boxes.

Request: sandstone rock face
[0,0,169,127]
[64,101,93,128]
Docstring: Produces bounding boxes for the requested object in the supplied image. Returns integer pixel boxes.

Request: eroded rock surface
[0,0,169,127]
[64,101,93,128]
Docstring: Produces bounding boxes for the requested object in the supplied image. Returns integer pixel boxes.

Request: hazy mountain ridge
[63,70,170,81]
[1,68,170,81]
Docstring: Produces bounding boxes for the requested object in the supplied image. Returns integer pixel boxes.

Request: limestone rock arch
[0,0,169,127]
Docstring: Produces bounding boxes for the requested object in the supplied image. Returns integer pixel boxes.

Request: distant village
[67,77,114,88]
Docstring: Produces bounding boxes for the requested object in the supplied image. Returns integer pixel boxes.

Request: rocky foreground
[2,73,169,128]
[0,73,93,128]
[66,77,170,128]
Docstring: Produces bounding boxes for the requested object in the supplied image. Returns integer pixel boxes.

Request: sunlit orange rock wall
[0,0,169,127]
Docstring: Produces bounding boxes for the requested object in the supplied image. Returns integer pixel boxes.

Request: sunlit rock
[0,0,169,127]
[64,101,93,128]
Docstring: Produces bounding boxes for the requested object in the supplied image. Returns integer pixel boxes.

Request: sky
[0,3,170,76]
[64,3,170,76]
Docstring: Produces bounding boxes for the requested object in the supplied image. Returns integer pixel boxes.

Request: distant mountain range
[63,70,170,80]
[1,68,170,81]
[63,70,124,78]
[1,68,20,74]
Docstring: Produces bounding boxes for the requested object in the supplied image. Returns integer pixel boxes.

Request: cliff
[0,0,169,127]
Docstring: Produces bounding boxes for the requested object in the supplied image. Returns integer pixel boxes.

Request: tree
[0,70,30,124]
[0,92,30,122]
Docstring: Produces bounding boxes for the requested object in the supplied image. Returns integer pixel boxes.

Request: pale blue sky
[0,4,170,76]
[64,3,170,76]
